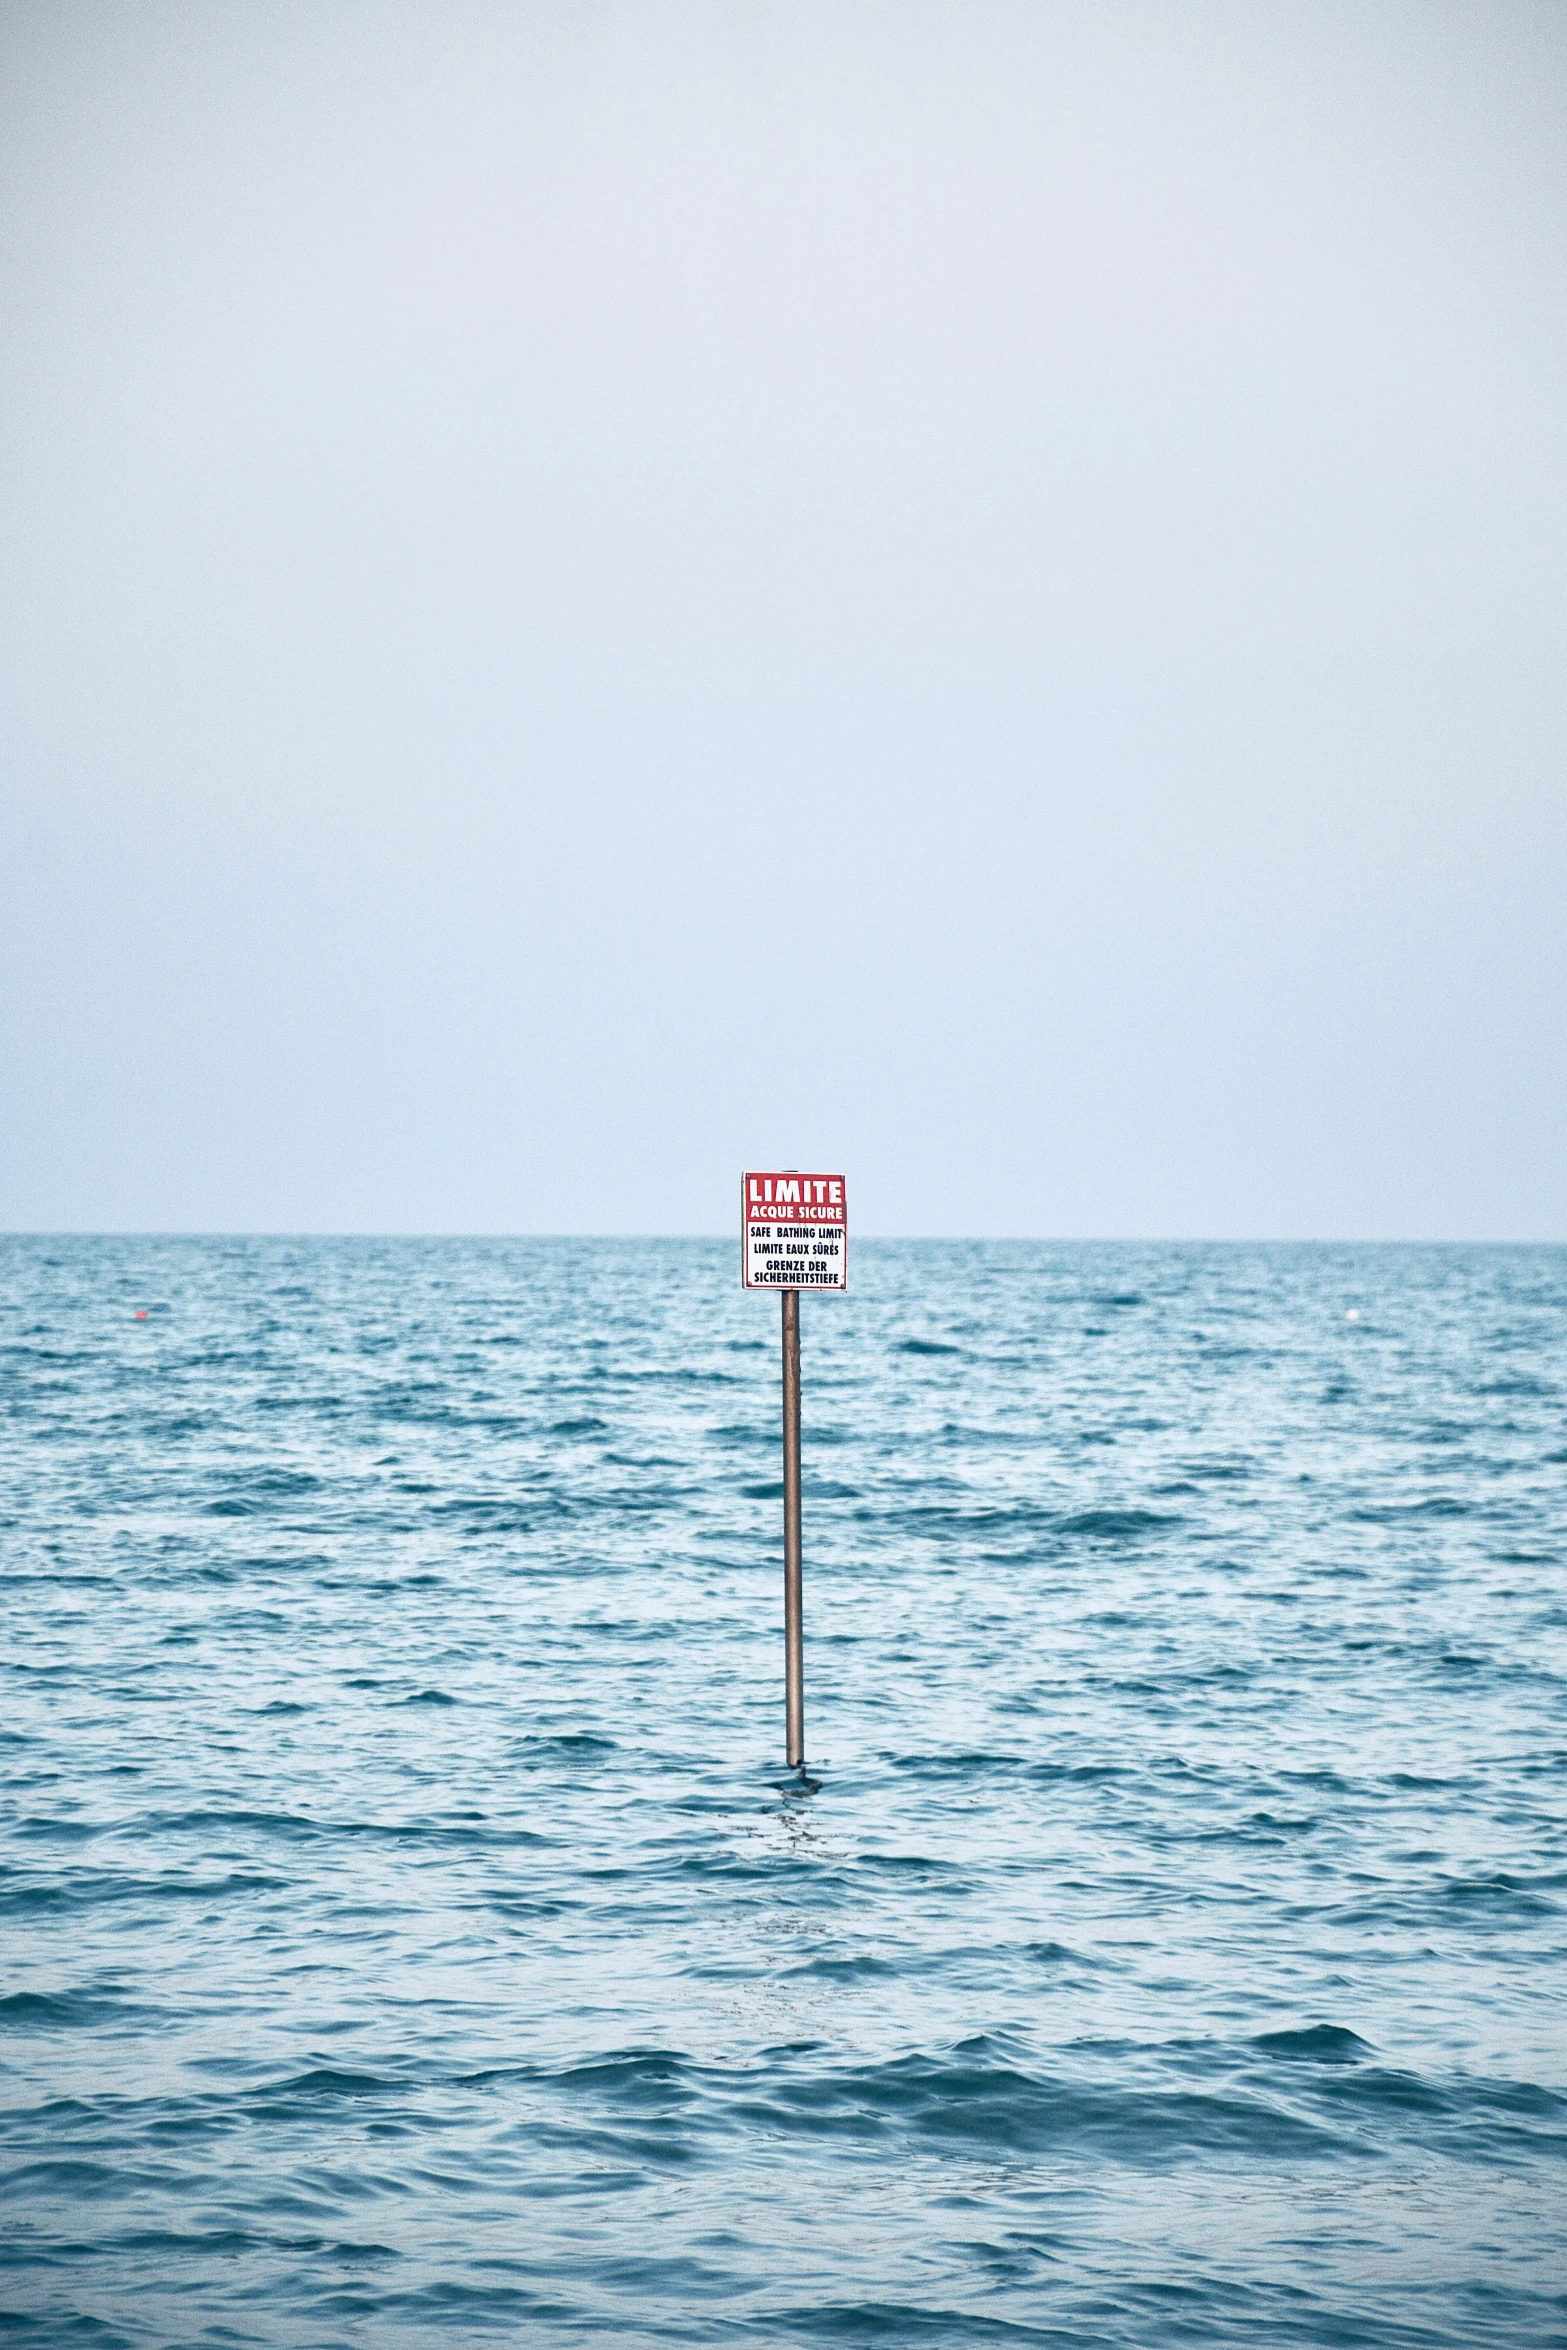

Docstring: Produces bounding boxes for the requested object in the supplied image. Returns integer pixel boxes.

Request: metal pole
[781,1285,804,1768]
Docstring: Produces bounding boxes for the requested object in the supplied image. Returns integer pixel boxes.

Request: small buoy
[135,1309,148,1320]
[1345,1308,1360,1322]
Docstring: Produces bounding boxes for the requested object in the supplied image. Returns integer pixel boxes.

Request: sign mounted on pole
[742,1171,847,1291]
[742,1169,848,1773]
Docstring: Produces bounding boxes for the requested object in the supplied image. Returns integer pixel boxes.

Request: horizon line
[2,1229,1562,1248]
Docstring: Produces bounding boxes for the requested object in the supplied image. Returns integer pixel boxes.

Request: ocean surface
[3,1235,1565,2348]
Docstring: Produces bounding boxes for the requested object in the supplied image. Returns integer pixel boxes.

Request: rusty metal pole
[781,1285,804,1768]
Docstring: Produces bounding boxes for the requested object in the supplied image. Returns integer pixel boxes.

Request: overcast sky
[3,1,1563,1237]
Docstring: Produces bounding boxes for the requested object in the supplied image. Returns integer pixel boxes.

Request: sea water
[3,1236,1564,2346]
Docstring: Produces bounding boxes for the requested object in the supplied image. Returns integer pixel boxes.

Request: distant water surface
[3,1236,1565,2346]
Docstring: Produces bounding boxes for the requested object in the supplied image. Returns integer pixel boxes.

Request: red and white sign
[742,1171,848,1291]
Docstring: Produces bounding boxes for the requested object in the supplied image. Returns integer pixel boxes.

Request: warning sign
[743,1171,848,1291]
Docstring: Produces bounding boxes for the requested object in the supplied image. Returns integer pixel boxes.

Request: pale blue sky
[3,1,1563,1236]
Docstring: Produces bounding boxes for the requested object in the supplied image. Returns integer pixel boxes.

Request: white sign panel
[742,1171,848,1291]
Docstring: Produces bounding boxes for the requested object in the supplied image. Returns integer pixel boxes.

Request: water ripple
[3,1236,1565,2345]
